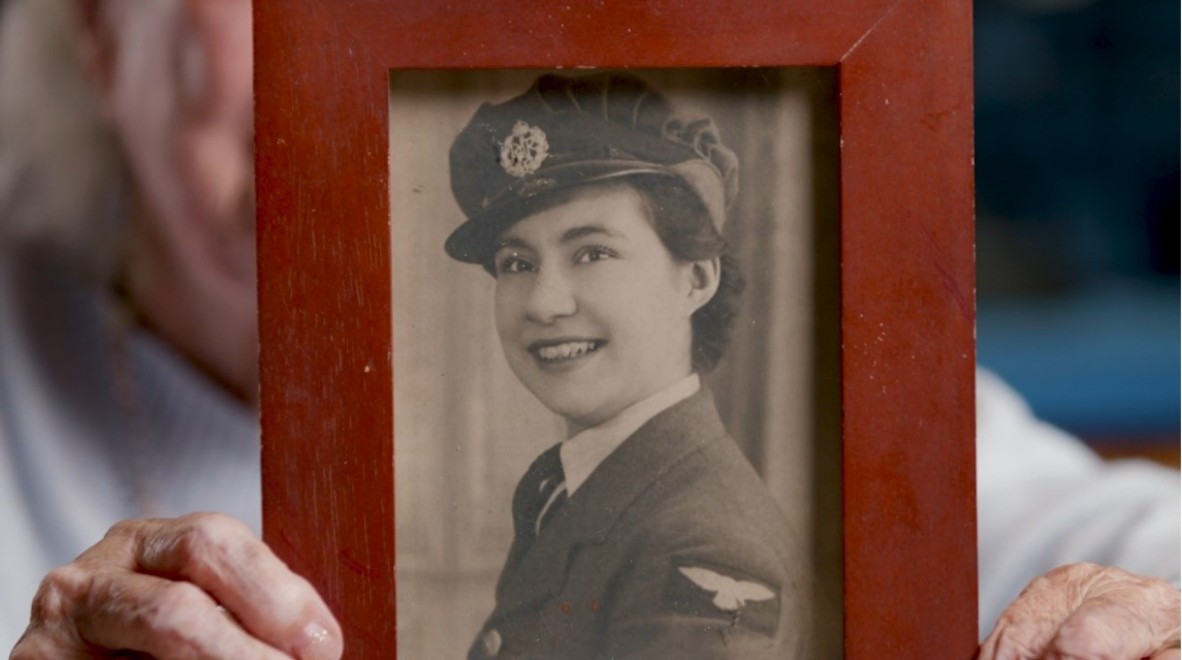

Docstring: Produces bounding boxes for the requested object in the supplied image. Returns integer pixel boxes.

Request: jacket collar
[493,386,727,618]
[560,373,700,496]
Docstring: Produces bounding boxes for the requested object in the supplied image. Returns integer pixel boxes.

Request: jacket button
[482,628,503,656]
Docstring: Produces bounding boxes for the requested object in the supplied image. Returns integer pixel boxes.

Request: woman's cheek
[493,282,524,341]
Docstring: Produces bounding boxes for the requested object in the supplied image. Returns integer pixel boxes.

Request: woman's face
[493,183,699,433]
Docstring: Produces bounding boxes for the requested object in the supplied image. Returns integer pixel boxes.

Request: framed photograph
[255,2,977,658]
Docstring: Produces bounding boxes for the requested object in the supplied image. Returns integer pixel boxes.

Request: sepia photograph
[251,2,980,656]
[390,68,841,658]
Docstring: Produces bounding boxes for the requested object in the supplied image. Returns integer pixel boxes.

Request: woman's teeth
[536,341,600,361]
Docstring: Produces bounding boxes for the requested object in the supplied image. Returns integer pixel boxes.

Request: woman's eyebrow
[494,236,532,252]
[560,224,623,243]
[495,223,623,252]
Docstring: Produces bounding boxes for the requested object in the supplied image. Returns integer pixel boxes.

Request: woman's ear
[685,256,722,314]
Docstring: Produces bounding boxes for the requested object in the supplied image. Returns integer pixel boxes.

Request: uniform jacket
[469,388,808,659]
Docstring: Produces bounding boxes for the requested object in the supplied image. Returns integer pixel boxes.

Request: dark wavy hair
[628,175,745,373]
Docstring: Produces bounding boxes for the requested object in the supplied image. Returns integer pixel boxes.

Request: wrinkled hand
[10,513,342,659]
[979,562,1180,660]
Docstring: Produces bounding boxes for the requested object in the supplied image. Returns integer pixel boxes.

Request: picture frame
[254,1,977,657]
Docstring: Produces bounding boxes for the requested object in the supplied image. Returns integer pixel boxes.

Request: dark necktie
[517,443,569,537]
[497,443,572,589]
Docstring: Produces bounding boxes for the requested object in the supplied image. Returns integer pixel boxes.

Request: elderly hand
[10,513,342,659]
[978,562,1180,660]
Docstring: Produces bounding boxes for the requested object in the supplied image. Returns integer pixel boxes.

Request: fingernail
[304,622,331,643]
[294,621,341,660]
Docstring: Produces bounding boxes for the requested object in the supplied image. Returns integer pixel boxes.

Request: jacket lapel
[492,388,726,618]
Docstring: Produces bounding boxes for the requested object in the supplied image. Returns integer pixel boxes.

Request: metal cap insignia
[499,121,549,177]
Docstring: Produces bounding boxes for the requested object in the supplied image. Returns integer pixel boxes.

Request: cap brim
[444,160,681,265]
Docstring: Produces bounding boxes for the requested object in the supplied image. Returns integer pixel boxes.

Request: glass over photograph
[390,68,840,658]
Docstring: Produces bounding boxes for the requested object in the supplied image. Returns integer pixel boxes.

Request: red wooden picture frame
[254,1,977,657]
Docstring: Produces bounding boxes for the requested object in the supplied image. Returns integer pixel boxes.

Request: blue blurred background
[974,0,1179,458]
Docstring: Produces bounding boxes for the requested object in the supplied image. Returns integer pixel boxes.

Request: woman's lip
[527,337,604,352]
[527,339,606,364]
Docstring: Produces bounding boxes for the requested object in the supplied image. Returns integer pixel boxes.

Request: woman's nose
[524,267,578,324]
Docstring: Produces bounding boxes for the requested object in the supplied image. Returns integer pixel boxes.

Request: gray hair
[0,0,175,281]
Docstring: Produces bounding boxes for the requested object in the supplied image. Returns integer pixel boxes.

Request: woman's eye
[498,255,535,275]
[575,246,617,264]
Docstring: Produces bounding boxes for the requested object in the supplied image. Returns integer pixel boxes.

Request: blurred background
[0,0,1169,453]
[973,0,1180,464]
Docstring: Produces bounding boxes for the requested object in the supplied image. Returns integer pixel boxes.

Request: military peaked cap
[445,72,739,264]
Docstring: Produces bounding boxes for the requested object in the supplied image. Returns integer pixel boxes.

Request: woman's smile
[529,338,607,366]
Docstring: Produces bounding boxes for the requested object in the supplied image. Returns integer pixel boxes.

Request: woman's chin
[512,351,604,406]
[528,385,619,433]
[535,393,602,425]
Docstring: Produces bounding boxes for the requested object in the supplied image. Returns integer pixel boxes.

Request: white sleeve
[975,367,1181,636]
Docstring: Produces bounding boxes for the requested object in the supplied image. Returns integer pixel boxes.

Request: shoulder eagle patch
[677,566,776,612]
[663,562,782,638]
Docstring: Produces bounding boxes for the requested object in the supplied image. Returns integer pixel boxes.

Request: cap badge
[500,121,549,178]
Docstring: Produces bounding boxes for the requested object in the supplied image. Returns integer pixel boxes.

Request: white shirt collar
[559,374,700,496]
